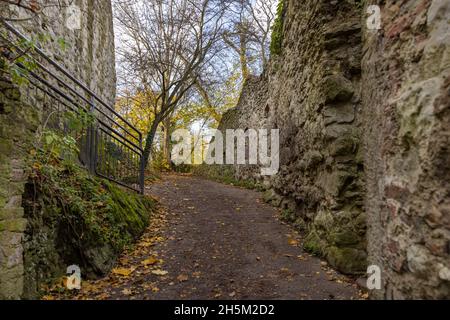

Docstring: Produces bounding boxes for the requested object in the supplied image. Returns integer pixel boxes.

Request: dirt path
[65,174,361,300]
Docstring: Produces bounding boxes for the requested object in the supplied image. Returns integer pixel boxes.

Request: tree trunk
[240,31,249,80]
[142,119,160,170]
[162,116,171,165]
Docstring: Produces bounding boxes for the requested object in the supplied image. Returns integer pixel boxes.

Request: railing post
[139,135,145,194]
[88,96,96,175]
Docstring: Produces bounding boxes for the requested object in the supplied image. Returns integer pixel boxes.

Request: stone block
[0,264,24,299]
[4,195,22,209]
[0,218,27,232]
[323,104,355,125]
[1,244,23,269]
[324,124,353,140]
[328,229,361,246]
[323,75,354,103]
[326,246,367,274]
[0,207,24,220]
[0,138,13,155]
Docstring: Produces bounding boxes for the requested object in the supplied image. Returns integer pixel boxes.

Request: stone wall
[0,0,116,299]
[362,0,449,299]
[215,0,367,275]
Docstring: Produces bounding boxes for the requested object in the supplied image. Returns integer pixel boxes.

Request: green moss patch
[193,164,265,191]
[22,153,156,298]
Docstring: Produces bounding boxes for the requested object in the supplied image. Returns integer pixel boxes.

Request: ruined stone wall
[0,0,116,299]
[213,0,449,299]
[362,0,449,299]
[216,0,367,275]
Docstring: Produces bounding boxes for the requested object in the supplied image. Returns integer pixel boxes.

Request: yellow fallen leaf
[152,269,168,276]
[139,240,153,247]
[288,238,299,246]
[97,292,110,300]
[112,267,136,277]
[62,277,68,288]
[141,257,158,266]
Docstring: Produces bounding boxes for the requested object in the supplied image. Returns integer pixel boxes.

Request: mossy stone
[0,218,27,232]
[323,75,354,103]
[303,230,326,255]
[328,229,361,246]
[326,246,367,274]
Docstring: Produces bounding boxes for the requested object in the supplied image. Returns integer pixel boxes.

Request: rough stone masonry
[0,0,116,299]
[213,0,449,299]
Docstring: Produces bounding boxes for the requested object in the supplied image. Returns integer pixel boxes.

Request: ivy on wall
[270,0,285,56]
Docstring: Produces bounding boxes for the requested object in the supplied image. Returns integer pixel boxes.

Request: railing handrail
[1,19,145,194]
[0,19,142,143]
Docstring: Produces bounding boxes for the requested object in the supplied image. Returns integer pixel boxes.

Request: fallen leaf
[139,241,153,247]
[112,267,136,277]
[141,257,158,266]
[177,274,189,282]
[97,292,110,300]
[288,238,299,246]
[152,269,168,276]
[229,291,236,297]
[360,292,369,299]
[62,277,68,288]
[121,288,132,295]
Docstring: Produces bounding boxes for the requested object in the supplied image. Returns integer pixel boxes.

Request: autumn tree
[222,0,277,78]
[114,0,226,168]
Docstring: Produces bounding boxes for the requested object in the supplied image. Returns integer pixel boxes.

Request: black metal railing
[1,20,145,194]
